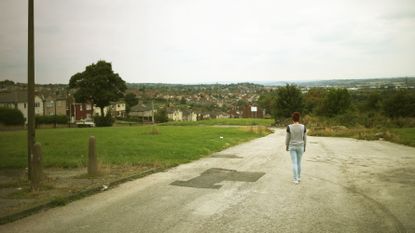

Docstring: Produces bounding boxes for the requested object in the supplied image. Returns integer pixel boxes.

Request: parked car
[76,120,95,127]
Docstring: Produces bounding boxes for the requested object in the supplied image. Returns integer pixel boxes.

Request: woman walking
[286,112,307,184]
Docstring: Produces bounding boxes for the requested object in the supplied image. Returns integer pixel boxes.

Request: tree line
[258,84,415,127]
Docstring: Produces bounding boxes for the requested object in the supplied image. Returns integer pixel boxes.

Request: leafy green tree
[319,88,351,117]
[258,90,278,116]
[125,93,138,114]
[304,88,326,114]
[0,80,15,89]
[237,99,249,109]
[155,108,168,123]
[69,60,127,116]
[274,84,304,118]
[383,90,415,118]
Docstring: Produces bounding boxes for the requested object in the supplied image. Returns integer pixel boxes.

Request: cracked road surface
[1,129,414,233]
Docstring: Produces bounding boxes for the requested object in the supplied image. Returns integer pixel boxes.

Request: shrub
[35,115,68,125]
[0,107,25,125]
[95,113,114,127]
[383,90,415,118]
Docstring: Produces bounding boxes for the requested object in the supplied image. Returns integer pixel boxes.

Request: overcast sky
[0,0,414,84]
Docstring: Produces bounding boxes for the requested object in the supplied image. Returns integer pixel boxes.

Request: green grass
[161,118,274,126]
[389,128,415,147]
[0,125,269,169]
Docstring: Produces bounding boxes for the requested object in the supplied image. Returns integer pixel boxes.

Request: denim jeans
[289,145,304,181]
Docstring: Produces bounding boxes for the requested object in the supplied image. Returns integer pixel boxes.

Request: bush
[333,111,359,127]
[383,90,415,118]
[35,115,68,125]
[0,107,25,125]
[95,113,114,127]
[319,88,351,117]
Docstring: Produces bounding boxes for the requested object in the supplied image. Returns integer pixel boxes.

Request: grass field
[161,118,274,126]
[0,125,270,169]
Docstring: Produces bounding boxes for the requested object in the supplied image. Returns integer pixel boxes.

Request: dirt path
[1,129,414,233]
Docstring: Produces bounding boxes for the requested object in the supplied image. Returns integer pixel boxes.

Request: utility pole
[27,0,35,180]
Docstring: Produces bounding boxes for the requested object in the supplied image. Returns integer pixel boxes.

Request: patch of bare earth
[0,165,154,219]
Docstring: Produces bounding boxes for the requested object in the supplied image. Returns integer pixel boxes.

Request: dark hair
[292,112,300,122]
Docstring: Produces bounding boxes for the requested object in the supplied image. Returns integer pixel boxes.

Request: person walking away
[286,112,307,184]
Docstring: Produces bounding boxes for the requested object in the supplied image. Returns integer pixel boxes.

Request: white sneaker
[293,180,299,184]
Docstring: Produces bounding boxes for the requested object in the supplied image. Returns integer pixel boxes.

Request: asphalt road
[1,129,414,233]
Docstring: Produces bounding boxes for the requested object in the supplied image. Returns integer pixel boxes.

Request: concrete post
[88,136,98,176]
[31,143,42,191]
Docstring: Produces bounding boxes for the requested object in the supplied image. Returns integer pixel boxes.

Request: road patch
[171,168,265,189]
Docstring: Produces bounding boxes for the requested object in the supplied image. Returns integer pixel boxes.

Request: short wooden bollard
[88,136,98,176]
[31,143,43,191]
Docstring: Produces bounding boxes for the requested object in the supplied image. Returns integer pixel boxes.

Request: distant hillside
[258,77,415,89]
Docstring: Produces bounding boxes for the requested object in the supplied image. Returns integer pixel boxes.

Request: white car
[76,120,95,127]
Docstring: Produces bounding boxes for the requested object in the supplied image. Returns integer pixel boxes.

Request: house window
[24,103,27,108]
[80,105,83,111]
[86,104,91,110]
[35,102,40,107]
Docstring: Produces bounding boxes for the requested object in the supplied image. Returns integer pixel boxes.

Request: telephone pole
[27,0,35,180]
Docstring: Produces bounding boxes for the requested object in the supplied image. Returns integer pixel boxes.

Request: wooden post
[27,0,35,180]
[88,136,98,176]
[31,143,42,191]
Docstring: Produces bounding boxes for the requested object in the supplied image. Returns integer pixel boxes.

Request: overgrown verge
[300,115,415,147]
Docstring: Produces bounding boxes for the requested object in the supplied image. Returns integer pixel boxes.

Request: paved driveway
[1,129,414,233]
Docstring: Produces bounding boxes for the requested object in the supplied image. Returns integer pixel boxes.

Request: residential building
[182,110,197,121]
[69,102,93,122]
[111,101,126,118]
[92,101,126,118]
[44,95,67,116]
[167,109,183,121]
[0,91,44,121]
[129,104,155,122]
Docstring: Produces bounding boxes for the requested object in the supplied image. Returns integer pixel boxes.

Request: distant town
[0,77,414,126]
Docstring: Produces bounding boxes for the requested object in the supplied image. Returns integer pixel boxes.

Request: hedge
[0,108,25,125]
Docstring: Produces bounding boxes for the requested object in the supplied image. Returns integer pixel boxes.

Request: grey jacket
[285,123,307,150]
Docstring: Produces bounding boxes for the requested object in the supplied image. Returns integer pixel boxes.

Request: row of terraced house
[0,90,266,124]
[0,90,126,124]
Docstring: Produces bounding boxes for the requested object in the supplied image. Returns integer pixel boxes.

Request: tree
[69,60,127,117]
[155,108,168,123]
[274,84,304,118]
[258,90,278,116]
[365,92,383,112]
[125,93,138,114]
[319,88,351,117]
[383,90,415,118]
[304,88,326,114]
[0,80,15,89]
